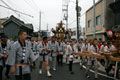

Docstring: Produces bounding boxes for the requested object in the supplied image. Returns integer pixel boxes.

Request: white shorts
[39,55,48,62]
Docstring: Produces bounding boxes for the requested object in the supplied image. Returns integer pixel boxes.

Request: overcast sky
[0,0,98,31]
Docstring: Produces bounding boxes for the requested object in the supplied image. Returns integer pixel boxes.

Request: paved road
[2,61,114,80]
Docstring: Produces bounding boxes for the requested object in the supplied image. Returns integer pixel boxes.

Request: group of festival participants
[0,30,120,80]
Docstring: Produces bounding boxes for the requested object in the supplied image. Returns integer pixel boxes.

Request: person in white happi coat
[86,39,100,80]
[30,37,38,67]
[76,39,84,52]
[6,30,35,80]
[48,36,59,71]
[36,38,42,48]
[26,37,31,48]
[98,41,107,66]
[5,37,14,78]
[37,37,52,77]
[0,37,9,80]
[63,39,69,63]
[57,38,64,66]
[81,39,91,53]
[31,37,38,57]
[7,37,14,51]
[35,38,41,59]
[104,42,117,75]
[66,39,78,74]
[0,42,3,80]
[81,39,91,68]
[99,41,110,74]
[109,42,117,51]
[100,41,106,53]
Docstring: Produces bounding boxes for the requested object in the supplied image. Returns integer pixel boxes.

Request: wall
[0,19,7,29]
[4,22,20,38]
[105,0,115,27]
[115,13,120,25]
[86,0,105,35]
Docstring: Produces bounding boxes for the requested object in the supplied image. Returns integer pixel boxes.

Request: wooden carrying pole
[73,52,120,80]
[73,52,120,61]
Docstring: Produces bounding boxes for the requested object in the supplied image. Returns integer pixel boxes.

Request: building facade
[71,27,85,40]
[0,17,8,36]
[109,0,120,31]
[0,17,8,29]
[2,15,33,38]
[85,0,115,40]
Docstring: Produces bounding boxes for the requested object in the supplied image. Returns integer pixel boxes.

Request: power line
[0,5,34,18]
[23,0,43,31]
[68,11,86,26]
[24,0,40,11]
[5,0,37,17]
[0,0,34,18]
[23,0,39,13]
[0,0,37,30]
[68,19,85,26]
[80,12,86,17]
[31,0,40,10]
[0,0,40,31]
[0,0,28,22]
[8,0,38,14]
[68,19,76,26]
[0,0,17,16]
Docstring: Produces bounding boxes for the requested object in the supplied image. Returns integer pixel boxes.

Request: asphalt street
[2,61,114,80]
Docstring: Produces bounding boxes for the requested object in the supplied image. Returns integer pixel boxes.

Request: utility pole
[47,24,48,31]
[93,0,96,38]
[38,11,41,38]
[62,0,69,30]
[39,11,41,32]
[66,4,68,30]
[76,0,79,40]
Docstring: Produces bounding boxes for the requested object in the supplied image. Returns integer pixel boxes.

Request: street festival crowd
[0,30,120,80]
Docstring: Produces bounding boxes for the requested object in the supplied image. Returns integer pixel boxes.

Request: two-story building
[85,0,115,40]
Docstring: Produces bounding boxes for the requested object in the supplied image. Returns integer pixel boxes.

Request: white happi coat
[81,43,91,53]
[48,41,59,57]
[6,41,35,75]
[66,44,78,61]
[58,42,64,55]
[87,45,99,66]
[0,43,4,66]
[109,45,116,51]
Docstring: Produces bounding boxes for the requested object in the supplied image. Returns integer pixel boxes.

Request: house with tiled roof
[2,15,33,38]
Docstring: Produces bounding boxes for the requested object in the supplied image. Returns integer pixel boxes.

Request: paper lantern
[107,30,113,38]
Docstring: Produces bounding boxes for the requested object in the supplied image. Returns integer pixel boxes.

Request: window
[96,15,101,25]
[88,20,91,28]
